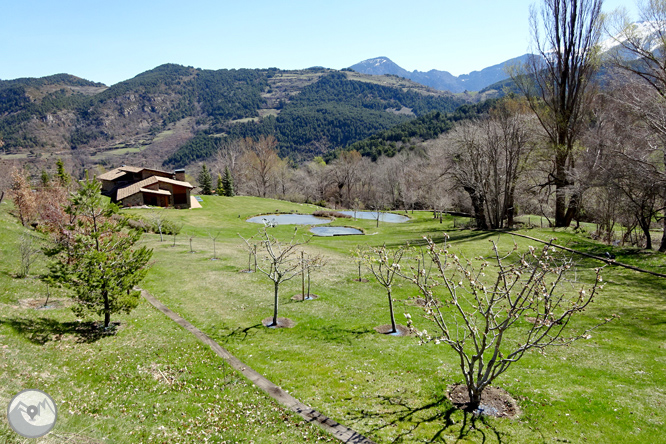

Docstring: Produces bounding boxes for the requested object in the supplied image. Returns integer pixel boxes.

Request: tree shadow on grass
[0,316,115,344]
[317,325,375,345]
[384,230,498,249]
[220,323,263,341]
[348,394,507,443]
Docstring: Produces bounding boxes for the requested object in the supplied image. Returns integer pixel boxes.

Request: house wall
[101,180,115,194]
[121,193,144,207]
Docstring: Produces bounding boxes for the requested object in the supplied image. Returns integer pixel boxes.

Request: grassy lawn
[134,196,665,443]
[0,202,334,443]
[1,196,665,443]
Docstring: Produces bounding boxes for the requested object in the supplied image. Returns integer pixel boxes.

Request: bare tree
[514,0,604,227]
[443,120,490,229]
[329,150,363,208]
[403,236,610,412]
[171,221,183,247]
[242,136,281,198]
[605,5,666,250]
[10,167,37,227]
[445,103,536,229]
[241,228,323,327]
[208,230,221,260]
[360,244,408,335]
[18,233,41,278]
[148,210,167,242]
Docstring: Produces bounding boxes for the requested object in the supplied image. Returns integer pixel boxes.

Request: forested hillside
[163,72,467,166]
[329,99,499,160]
[0,65,468,170]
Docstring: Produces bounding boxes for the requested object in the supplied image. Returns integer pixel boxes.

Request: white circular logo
[7,389,57,438]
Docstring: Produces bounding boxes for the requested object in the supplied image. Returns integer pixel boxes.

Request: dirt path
[141,289,375,444]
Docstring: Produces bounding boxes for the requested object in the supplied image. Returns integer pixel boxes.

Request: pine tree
[40,170,50,188]
[55,158,70,188]
[198,164,213,195]
[216,173,225,196]
[222,166,235,197]
[43,178,153,328]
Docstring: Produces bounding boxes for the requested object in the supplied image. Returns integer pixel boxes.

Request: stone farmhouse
[98,166,194,209]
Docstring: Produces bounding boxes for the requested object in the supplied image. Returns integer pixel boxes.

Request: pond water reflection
[310,226,364,237]
[339,211,409,223]
[246,214,332,225]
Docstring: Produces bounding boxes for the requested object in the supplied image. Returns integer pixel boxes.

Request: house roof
[119,166,143,173]
[97,165,172,182]
[117,177,159,200]
[116,176,193,201]
[153,177,194,188]
[140,188,171,196]
[97,168,129,181]
[141,167,174,177]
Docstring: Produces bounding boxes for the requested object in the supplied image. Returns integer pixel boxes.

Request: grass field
[1,196,665,443]
[0,201,334,443]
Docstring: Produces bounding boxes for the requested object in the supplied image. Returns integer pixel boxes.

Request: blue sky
[1,0,638,86]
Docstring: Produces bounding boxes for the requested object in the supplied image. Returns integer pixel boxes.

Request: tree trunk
[554,150,569,227]
[639,216,653,250]
[272,281,279,326]
[563,191,580,228]
[659,202,666,253]
[464,186,488,230]
[467,385,482,412]
[388,288,396,333]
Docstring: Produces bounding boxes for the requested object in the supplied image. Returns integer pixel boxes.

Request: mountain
[599,20,663,59]
[349,55,532,93]
[0,65,468,170]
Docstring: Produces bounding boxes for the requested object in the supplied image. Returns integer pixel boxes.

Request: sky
[1,0,639,86]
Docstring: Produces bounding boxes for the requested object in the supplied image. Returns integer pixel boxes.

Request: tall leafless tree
[606,3,666,250]
[514,0,604,227]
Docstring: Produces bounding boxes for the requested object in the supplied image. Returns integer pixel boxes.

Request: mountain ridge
[348,55,532,93]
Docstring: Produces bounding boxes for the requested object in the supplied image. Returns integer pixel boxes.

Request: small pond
[339,211,410,223]
[246,214,332,225]
[310,226,364,237]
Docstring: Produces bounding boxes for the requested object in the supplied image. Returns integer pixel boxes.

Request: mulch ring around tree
[374,324,411,336]
[448,384,520,418]
[262,317,295,328]
[291,293,320,301]
[18,298,72,310]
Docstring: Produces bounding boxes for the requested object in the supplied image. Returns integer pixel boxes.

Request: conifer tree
[216,173,225,195]
[198,164,213,195]
[43,178,152,328]
[222,166,235,197]
[55,158,70,188]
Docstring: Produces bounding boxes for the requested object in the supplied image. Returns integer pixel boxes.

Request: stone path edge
[140,289,375,444]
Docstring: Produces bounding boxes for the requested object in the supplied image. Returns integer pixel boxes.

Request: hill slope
[0,66,468,169]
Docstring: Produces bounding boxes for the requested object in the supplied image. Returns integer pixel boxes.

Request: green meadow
[1,195,665,443]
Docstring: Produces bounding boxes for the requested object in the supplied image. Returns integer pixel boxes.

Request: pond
[246,214,332,225]
[310,226,364,237]
[339,211,410,223]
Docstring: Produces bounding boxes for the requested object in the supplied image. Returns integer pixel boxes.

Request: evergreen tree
[222,166,235,197]
[43,178,153,328]
[216,173,225,195]
[55,158,70,187]
[40,170,50,187]
[198,164,213,195]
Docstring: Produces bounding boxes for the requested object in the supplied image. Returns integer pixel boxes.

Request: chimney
[174,169,186,182]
